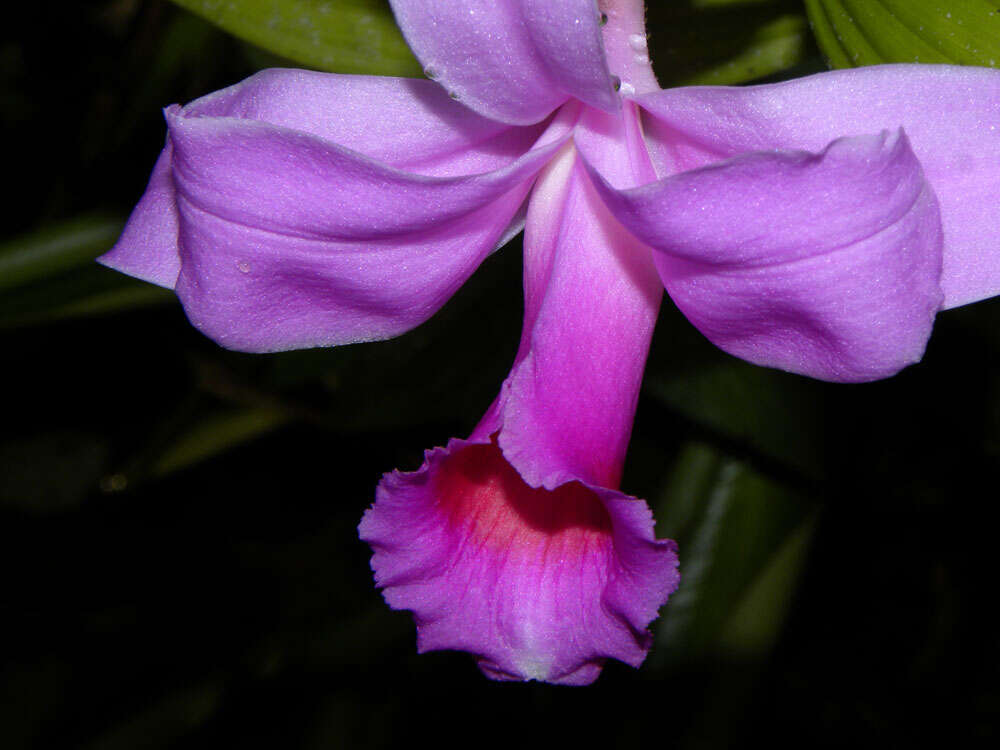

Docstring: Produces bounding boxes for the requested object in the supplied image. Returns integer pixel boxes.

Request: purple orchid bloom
[102,0,1000,685]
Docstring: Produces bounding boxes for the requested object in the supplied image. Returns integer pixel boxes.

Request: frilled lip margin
[358,433,679,685]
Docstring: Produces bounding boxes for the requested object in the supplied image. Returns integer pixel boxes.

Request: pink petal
[591,129,944,382]
[183,69,540,176]
[359,436,678,685]
[389,0,617,124]
[499,105,662,489]
[637,64,1000,308]
[98,146,180,288]
[102,70,533,287]
[102,70,564,352]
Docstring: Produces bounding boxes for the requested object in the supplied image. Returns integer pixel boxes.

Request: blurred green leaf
[150,406,290,478]
[106,402,294,490]
[644,302,830,479]
[0,265,174,329]
[805,0,1000,67]
[645,359,827,479]
[716,510,816,654]
[0,216,123,292]
[0,215,174,328]
[651,442,816,665]
[170,0,422,76]
[84,681,222,750]
[649,0,815,86]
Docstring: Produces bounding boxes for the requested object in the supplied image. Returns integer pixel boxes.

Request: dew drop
[424,65,439,79]
[236,260,251,274]
[611,75,622,91]
[600,12,608,26]
[627,33,647,52]
[449,90,461,100]
[619,81,636,97]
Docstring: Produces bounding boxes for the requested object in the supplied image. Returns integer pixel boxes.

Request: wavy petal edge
[359,434,679,685]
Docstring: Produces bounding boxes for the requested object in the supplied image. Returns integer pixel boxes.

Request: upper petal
[389,0,617,124]
[636,64,1000,308]
[591,129,944,382]
[101,69,565,352]
[182,69,537,176]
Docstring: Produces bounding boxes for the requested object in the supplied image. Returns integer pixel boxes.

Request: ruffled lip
[359,433,679,685]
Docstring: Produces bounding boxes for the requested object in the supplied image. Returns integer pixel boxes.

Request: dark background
[2,2,998,747]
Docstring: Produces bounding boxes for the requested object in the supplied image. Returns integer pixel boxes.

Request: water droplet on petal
[628,33,647,52]
[449,90,460,100]
[236,261,251,274]
[610,75,621,91]
[600,12,608,26]
[424,66,439,79]
[619,81,636,97]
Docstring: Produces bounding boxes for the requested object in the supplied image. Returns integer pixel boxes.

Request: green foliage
[169,0,814,85]
[649,0,819,86]
[0,218,174,328]
[651,442,816,664]
[149,407,291,478]
[0,216,122,292]
[805,0,1000,67]
[169,0,422,75]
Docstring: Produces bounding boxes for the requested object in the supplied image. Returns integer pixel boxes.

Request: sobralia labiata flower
[102,0,1000,684]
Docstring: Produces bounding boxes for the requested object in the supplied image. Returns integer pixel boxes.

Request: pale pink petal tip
[97,145,181,288]
[358,437,679,685]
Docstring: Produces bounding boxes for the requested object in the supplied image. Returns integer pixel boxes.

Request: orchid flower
[102,0,1000,685]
